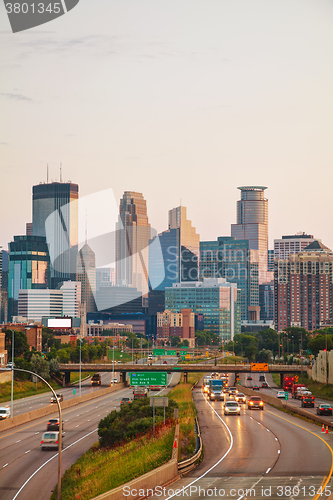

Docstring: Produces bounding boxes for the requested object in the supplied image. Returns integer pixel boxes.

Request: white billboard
[48,318,72,329]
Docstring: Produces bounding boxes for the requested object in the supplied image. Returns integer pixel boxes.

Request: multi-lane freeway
[0,361,178,500]
[1,363,333,500]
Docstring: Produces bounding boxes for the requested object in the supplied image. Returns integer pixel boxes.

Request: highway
[241,372,333,425]
[150,381,333,500]
[0,371,119,418]
[0,361,178,500]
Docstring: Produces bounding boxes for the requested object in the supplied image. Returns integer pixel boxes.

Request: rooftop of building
[303,240,332,252]
[237,186,267,191]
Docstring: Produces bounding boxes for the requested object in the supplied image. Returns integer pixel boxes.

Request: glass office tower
[32,182,79,288]
[168,206,199,282]
[8,235,50,318]
[115,192,151,295]
[200,237,259,321]
[231,186,268,284]
[165,278,241,343]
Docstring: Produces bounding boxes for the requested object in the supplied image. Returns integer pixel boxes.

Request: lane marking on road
[266,409,333,500]
[12,428,97,500]
[0,388,129,440]
[162,390,234,500]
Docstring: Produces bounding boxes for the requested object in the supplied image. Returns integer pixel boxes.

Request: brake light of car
[40,440,43,444]
[55,440,59,444]
[47,422,50,425]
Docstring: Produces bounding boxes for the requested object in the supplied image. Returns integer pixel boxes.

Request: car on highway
[228,387,238,397]
[277,391,286,398]
[111,378,118,384]
[248,396,264,410]
[247,376,252,381]
[163,360,168,364]
[50,393,63,403]
[120,397,131,406]
[224,401,241,415]
[301,396,315,408]
[0,406,11,420]
[150,385,162,391]
[235,392,246,404]
[261,382,269,388]
[316,404,332,416]
[252,385,260,390]
[46,418,62,431]
[6,362,15,369]
[40,431,63,451]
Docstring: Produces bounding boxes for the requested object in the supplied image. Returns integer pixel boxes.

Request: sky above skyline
[1,0,333,253]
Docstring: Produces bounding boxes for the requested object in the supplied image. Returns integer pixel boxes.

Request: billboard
[250,363,269,372]
[47,318,72,329]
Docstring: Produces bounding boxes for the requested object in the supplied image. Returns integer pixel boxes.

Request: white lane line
[12,429,97,500]
[163,390,234,500]
[76,425,79,427]
[25,450,30,454]
[3,463,8,468]
[267,429,270,432]
[35,432,39,435]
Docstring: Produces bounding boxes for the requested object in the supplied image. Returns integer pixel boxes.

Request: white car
[277,391,286,398]
[111,378,118,384]
[0,406,11,419]
[224,401,241,415]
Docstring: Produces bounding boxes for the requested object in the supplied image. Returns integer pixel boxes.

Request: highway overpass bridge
[59,363,303,386]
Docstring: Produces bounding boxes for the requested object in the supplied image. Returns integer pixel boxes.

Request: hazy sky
[1,0,333,252]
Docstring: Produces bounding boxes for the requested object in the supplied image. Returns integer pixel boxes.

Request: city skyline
[1,0,332,252]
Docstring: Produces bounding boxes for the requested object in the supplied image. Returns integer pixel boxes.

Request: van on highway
[0,407,11,420]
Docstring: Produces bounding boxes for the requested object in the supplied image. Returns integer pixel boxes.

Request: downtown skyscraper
[32,181,79,288]
[115,191,151,295]
[231,186,269,284]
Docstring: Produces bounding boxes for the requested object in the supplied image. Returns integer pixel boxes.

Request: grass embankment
[50,373,202,500]
[218,355,245,364]
[0,379,62,404]
[106,349,135,363]
[167,372,202,460]
[70,372,91,384]
[50,425,174,500]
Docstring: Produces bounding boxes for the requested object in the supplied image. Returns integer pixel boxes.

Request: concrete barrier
[0,382,127,432]
[91,426,180,500]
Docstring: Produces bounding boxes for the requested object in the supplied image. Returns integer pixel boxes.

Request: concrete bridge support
[62,371,71,387]
[120,372,126,383]
[183,372,188,383]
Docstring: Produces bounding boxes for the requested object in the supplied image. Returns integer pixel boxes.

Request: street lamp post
[132,339,134,364]
[112,333,115,384]
[2,367,63,500]
[79,336,82,398]
[11,329,14,420]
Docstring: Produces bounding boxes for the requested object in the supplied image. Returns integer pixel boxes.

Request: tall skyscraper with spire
[231,186,268,284]
[115,191,151,295]
[77,244,96,313]
[32,177,78,288]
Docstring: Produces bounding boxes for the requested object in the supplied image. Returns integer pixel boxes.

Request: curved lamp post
[1,366,63,500]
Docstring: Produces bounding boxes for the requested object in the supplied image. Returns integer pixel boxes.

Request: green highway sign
[180,350,188,356]
[130,372,167,386]
[285,392,289,401]
[153,349,165,356]
[166,350,177,356]
[173,367,182,370]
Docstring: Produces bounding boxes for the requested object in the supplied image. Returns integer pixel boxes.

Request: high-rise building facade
[116,192,151,295]
[165,278,241,343]
[18,289,63,322]
[231,186,268,284]
[259,281,274,321]
[77,244,96,313]
[200,237,259,321]
[149,228,180,290]
[32,182,78,288]
[157,309,195,347]
[274,233,315,261]
[168,206,199,282]
[274,241,333,331]
[8,235,50,318]
[60,280,81,318]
